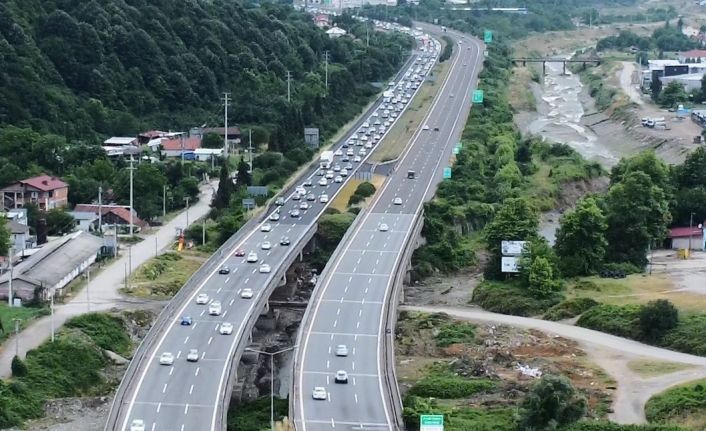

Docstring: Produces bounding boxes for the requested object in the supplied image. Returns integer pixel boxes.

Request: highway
[293,27,484,430]
[107,24,440,431]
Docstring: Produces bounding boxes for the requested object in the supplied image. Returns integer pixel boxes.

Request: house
[314,13,330,28]
[160,136,202,158]
[667,226,705,251]
[326,26,347,39]
[72,204,147,233]
[678,49,706,64]
[0,174,69,211]
[104,137,138,146]
[0,231,104,302]
[7,220,35,254]
[138,130,169,144]
[194,148,224,161]
[192,126,241,144]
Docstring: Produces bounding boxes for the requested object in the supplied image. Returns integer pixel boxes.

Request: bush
[355,181,376,198]
[645,379,706,426]
[565,422,688,431]
[639,300,679,343]
[518,375,586,431]
[11,356,27,377]
[65,313,131,355]
[408,376,495,399]
[435,322,476,347]
[543,298,599,321]
[472,281,562,316]
[660,314,706,355]
[576,304,642,339]
[601,262,643,275]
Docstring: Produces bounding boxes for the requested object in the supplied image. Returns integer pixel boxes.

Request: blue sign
[443,167,452,179]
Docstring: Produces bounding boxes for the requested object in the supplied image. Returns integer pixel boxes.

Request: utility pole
[245,346,298,431]
[162,185,167,218]
[184,197,191,227]
[366,23,370,48]
[98,186,103,233]
[223,92,231,158]
[86,268,91,312]
[127,156,136,237]
[50,290,55,342]
[155,237,159,257]
[180,134,185,163]
[286,71,292,103]
[202,218,206,245]
[13,318,20,358]
[324,51,330,93]
[249,129,254,174]
[689,212,695,253]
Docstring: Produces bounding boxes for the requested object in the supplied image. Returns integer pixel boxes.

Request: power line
[286,70,293,103]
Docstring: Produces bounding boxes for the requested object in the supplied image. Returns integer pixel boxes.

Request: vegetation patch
[0,304,49,345]
[543,297,600,321]
[627,359,694,378]
[127,251,207,298]
[408,374,496,399]
[645,379,706,430]
[577,304,643,340]
[472,280,563,317]
[0,312,131,428]
[226,396,288,431]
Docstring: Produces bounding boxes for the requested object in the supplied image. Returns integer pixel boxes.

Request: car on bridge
[186,349,199,362]
[208,301,222,316]
[259,263,271,273]
[379,223,389,232]
[247,252,258,263]
[335,370,349,384]
[335,344,348,356]
[312,387,327,400]
[219,322,233,335]
[280,237,291,246]
[241,288,254,299]
[180,316,192,326]
[159,352,174,366]
[234,249,245,257]
[130,419,145,431]
[219,266,230,274]
[261,241,272,250]
[261,223,272,232]
[196,293,209,305]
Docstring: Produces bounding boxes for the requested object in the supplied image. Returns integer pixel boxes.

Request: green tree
[610,151,671,191]
[527,256,558,299]
[0,218,10,256]
[518,375,587,431]
[639,299,679,343]
[178,176,200,200]
[606,171,671,266]
[212,162,234,210]
[554,196,608,276]
[113,163,167,221]
[484,198,539,279]
[650,77,662,100]
[44,209,76,235]
[236,158,252,188]
[658,81,687,108]
[201,133,222,149]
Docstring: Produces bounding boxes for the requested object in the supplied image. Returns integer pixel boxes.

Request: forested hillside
[0,0,412,145]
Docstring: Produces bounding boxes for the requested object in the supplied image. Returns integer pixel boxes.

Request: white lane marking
[189,384,194,395]
[208,337,213,345]
[156,403,161,413]
[176,351,181,359]
[169,368,174,376]
[336,308,340,316]
[200,310,205,316]
[328,346,332,354]
[354,394,359,404]
[326,360,330,369]
[230,298,235,306]
[244,278,250,284]
[326,375,330,385]
[223,310,228,318]
[151,424,156,431]
[356,322,361,329]
[217,287,222,293]
[195,367,200,377]
[180,425,185,431]
[184,336,189,344]
[225,277,230,283]
[331,418,335,427]
[192,322,198,329]
[162,384,167,393]
[333,319,338,328]
[184,404,189,415]
[359,310,362,317]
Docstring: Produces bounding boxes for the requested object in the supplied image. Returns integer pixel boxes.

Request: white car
[333,164,341,172]
[393,197,403,205]
[269,212,280,221]
[292,192,301,201]
[359,149,367,157]
[296,186,306,195]
[159,352,174,365]
[353,156,361,163]
[334,175,343,183]
[362,121,370,128]
[261,223,272,232]
[318,178,328,186]
[365,143,373,149]
[300,201,310,210]
[247,252,258,263]
[379,223,389,232]
[130,419,145,431]
[335,344,348,356]
[422,124,430,130]
[241,288,254,299]
[326,170,334,179]
[319,194,329,203]
[219,322,234,335]
[261,241,272,250]
[186,348,199,362]
[334,149,343,156]
[209,301,222,316]
[312,387,327,400]
[347,149,354,156]
[340,169,348,177]
[259,263,271,273]
[335,370,349,384]
[196,293,209,305]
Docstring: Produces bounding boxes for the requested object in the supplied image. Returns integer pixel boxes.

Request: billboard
[501,256,520,273]
[501,240,527,256]
[420,415,444,431]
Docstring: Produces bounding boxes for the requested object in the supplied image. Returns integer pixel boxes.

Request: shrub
[408,376,495,399]
[565,422,688,431]
[11,356,27,377]
[543,298,600,321]
[348,193,364,206]
[355,181,376,198]
[660,314,706,355]
[639,300,679,343]
[645,379,706,426]
[576,304,642,339]
[65,313,131,355]
[472,281,562,316]
[518,375,586,431]
[435,322,476,347]
[601,262,643,275]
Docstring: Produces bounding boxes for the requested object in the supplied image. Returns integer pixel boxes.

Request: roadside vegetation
[125,250,209,298]
[645,379,706,430]
[226,396,288,431]
[0,303,49,345]
[0,313,132,428]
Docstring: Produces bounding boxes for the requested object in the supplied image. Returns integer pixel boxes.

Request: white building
[661,73,705,92]
[326,26,347,39]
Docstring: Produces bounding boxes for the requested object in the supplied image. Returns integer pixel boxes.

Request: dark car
[219,266,230,274]
[234,249,245,257]
[180,316,192,326]
[433,127,439,131]
[280,237,291,246]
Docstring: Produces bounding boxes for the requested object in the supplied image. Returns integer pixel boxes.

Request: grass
[125,251,207,298]
[0,303,49,345]
[330,174,385,212]
[645,378,706,429]
[371,60,452,163]
[226,396,289,431]
[508,66,537,112]
[565,275,706,315]
[627,359,695,378]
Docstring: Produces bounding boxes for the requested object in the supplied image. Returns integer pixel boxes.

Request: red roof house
[0,174,69,211]
[667,226,705,250]
[160,136,202,157]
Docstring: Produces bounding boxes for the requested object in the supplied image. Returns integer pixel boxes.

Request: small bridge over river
[511,57,601,75]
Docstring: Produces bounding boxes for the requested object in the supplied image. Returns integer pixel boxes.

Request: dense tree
[658,81,688,108]
[610,151,671,191]
[113,163,167,221]
[0,218,10,256]
[201,133,222,149]
[605,171,671,266]
[484,198,539,279]
[212,163,234,211]
[236,158,252,189]
[44,209,76,236]
[639,299,679,343]
[518,375,587,431]
[554,196,608,276]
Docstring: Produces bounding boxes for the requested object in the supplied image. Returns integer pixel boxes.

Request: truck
[320,150,334,169]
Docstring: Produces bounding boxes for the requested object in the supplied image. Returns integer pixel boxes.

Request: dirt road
[401,304,706,423]
[618,61,644,106]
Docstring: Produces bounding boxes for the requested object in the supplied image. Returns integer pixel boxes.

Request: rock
[104,350,129,365]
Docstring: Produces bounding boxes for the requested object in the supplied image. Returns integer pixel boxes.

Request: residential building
[161,136,202,158]
[326,26,347,38]
[7,220,35,254]
[191,126,241,144]
[667,226,705,251]
[104,137,138,146]
[0,174,69,211]
[194,148,224,161]
[71,204,147,233]
[0,231,104,302]
[660,73,705,92]
[314,13,330,28]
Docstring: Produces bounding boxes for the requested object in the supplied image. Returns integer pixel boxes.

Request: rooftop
[668,226,704,238]
[16,174,68,192]
[161,136,202,151]
[679,49,706,58]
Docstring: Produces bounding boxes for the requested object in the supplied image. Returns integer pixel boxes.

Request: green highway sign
[455,142,463,150]
[420,414,444,431]
[484,30,493,43]
[472,90,484,104]
[443,167,452,179]
[453,147,460,155]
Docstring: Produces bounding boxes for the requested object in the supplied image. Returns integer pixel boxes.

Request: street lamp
[12,318,20,358]
[245,345,298,431]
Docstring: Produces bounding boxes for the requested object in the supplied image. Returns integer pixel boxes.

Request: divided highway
[106,26,439,431]
[292,28,484,430]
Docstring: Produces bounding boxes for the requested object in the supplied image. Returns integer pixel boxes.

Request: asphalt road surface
[111,35,439,431]
[294,30,484,430]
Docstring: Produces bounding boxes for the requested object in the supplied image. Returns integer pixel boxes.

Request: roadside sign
[484,30,493,43]
[455,143,462,150]
[484,50,489,57]
[443,167,452,179]
[453,147,460,155]
[472,90,484,104]
[420,414,444,431]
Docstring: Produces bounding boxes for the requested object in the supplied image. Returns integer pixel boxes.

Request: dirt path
[618,61,644,106]
[400,304,706,424]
